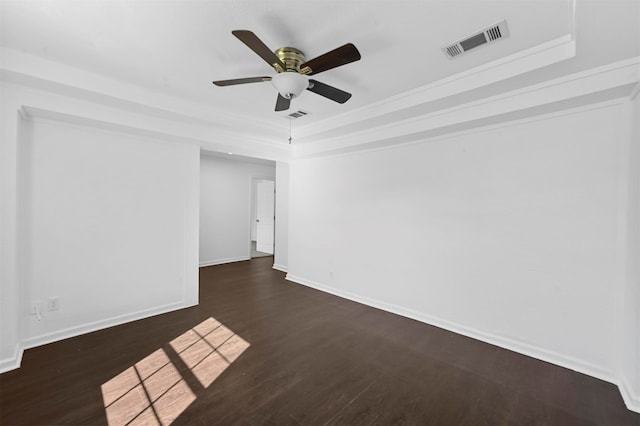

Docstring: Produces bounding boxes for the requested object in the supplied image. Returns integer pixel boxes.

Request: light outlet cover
[48,297,60,311]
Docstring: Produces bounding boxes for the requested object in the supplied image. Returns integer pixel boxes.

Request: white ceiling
[1,1,571,120]
[1,0,639,154]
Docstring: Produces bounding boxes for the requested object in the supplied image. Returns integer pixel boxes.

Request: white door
[256,180,275,254]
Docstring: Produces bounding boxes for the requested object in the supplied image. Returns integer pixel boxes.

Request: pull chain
[288,101,293,144]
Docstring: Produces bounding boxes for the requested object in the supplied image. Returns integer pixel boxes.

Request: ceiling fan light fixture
[212,31,360,111]
[271,71,308,99]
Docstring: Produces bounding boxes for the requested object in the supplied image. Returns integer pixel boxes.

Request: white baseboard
[199,256,250,267]
[272,263,288,273]
[619,376,640,413]
[12,301,190,370]
[285,273,639,414]
[0,344,24,373]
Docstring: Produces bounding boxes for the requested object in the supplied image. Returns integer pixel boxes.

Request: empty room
[1,0,639,424]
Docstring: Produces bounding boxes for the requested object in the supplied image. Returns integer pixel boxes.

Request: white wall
[274,162,290,272]
[287,102,631,392]
[1,76,282,372]
[199,154,275,267]
[0,86,22,368]
[19,115,200,348]
[621,91,640,408]
[0,81,208,372]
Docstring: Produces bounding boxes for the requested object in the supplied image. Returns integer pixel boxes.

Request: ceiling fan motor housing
[274,47,309,73]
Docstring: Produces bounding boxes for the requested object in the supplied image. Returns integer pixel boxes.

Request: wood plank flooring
[1,257,638,425]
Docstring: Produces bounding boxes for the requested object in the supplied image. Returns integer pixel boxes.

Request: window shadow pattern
[101,317,250,426]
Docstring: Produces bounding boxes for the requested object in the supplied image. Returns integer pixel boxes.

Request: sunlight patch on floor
[170,317,250,388]
[101,317,250,425]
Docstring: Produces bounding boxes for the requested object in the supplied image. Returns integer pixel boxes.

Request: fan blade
[212,76,272,86]
[301,43,361,75]
[275,94,291,111]
[232,30,286,71]
[307,79,352,103]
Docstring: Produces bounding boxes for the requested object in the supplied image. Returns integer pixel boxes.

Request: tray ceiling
[1,1,638,155]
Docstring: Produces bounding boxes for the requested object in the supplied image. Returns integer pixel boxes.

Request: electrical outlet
[48,297,60,311]
[31,301,43,315]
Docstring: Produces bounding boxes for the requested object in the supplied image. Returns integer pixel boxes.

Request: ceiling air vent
[287,110,310,119]
[442,19,509,59]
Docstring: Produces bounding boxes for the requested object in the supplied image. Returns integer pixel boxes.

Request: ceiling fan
[212,30,361,112]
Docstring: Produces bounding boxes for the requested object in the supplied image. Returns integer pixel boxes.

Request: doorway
[251,178,275,258]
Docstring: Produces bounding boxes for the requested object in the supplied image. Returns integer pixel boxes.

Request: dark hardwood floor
[1,257,638,425]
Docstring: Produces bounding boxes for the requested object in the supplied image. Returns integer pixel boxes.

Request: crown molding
[630,83,640,101]
[15,104,289,162]
[293,56,640,158]
[0,47,285,144]
[296,34,576,143]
